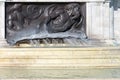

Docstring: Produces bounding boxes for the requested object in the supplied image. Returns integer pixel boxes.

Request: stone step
[0,47,120,78]
[0,67,120,79]
[0,47,120,68]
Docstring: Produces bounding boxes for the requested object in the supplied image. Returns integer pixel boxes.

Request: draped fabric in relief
[6,3,86,45]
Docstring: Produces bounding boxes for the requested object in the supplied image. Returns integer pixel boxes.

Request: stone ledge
[0,67,120,78]
[0,47,119,78]
[0,47,120,68]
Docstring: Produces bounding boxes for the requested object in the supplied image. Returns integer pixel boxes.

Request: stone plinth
[0,47,120,78]
[0,0,120,79]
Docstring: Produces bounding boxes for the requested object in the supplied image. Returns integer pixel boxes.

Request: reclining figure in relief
[6,3,87,45]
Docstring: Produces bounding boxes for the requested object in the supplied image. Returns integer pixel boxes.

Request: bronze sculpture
[6,3,87,45]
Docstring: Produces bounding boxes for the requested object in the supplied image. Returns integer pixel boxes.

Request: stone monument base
[0,47,120,78]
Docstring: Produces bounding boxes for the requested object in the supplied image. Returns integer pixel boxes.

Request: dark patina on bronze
[5,2,87,45]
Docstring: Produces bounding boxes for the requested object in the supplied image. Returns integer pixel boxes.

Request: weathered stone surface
[86,2,111,39]
[114,0,120,40]
[0,1,120,79]
[0,47,120,67]
[0,2,5,39]
[0,47,119,78]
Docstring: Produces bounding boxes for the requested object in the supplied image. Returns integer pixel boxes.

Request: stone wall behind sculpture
[114,0,120,40]
[0,2,4,39]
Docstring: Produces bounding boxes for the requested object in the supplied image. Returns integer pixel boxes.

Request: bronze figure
[6,3,86,45]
